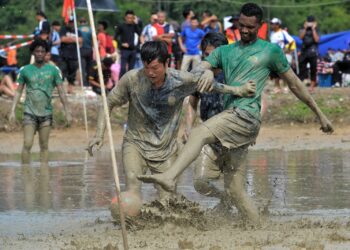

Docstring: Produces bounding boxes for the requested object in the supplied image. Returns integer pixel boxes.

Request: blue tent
[293,30,350,56]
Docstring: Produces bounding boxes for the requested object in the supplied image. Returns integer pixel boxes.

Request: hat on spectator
[270,17,282,25]
[229,14,240,23]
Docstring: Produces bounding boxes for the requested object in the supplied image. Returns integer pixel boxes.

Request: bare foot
[137,173,176,192]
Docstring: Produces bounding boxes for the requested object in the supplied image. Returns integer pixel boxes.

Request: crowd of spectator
[0,8,350,100]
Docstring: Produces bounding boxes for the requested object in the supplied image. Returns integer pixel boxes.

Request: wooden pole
[85,1,129,249]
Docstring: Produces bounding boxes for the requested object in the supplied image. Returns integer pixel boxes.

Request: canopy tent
[293,30,350,56]
[75,0,119,12]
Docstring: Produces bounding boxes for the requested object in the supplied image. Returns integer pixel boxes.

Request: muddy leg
[138,125,217,191]
[22,125,36,164]
[38,126,51,164]
[123,143,147,200]
[193,145,223,199]
[224,147,260,224]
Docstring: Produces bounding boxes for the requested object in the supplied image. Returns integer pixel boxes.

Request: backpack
[105,34,115,54]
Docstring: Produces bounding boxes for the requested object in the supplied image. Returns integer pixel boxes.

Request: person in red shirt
[97,21,108,59]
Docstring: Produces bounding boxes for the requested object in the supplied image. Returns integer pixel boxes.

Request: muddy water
[0,149,350,236]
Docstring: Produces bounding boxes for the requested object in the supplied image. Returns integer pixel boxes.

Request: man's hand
[197,70,214,93]
[122,43,129,48]
[8,111,16,124]
[86,136,104,156]
[66,112,73,127]
[237,80,256,97]
[319,115,334,134]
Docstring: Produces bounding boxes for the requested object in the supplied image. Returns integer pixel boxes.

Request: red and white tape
[0,34,34,40]
[0,40,34,53]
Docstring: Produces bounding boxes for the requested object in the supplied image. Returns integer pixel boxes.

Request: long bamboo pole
[85,1,129,249]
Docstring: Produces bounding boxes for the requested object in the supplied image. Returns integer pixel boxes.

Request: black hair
[141,41,169,65]
[307,15,315,22]
[182,9,192,19]
[125,10,135,16]
[51,20,60,26]
[240,3,263,23]
[98,20,108,30]
[103,57,114,68]
[36,10,47,19]
[203,10,212,16]
[201,32,228,51]
[29,38,50,52]
[190,16,198,21]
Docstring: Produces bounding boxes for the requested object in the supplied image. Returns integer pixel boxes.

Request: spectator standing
[225,14,241,44]
[140,14,158,44]
[34,10,50,37]
[59,16,83,94]
[50,21,61,65]
[153,11,175,57]
[269,18,295,93]
[78,17,93,87]
[0,73,16,98]
[97,21,108,59]
[201,10,222,33]
[179,16,205,71]
[181,9,194,31]
[114,10,141,78]
[299,15,320,92]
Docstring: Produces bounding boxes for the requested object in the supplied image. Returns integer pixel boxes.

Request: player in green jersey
[138,3,334,223]
[9,39,72,164]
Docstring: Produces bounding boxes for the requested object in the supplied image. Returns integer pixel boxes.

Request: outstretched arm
[183,95,199,142]
[87,75,129,155]
[279,68,333,133]
[8,84,24,124]
[57,85,72,126]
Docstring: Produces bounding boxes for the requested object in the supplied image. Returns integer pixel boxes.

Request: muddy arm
[279,68,333,133]
[8,84,24,123]
[57,85,72,126]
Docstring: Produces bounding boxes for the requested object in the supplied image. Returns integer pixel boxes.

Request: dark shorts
[23,113,53,130]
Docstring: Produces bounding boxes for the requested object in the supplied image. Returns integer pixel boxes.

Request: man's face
[33,46,46,64]
[270,23,279,31]
[150,14,158,24]
[143,59,167,85]
[97,23,104,31]
[190,19,199,29]
[238,14,260,43]
[125,14,134,24]
[158,13,166,24]
[53,25,61,32]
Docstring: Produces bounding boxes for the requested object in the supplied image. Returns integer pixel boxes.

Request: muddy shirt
[107,68,199,161]
[205,39,290,120]
[17,64,63,117]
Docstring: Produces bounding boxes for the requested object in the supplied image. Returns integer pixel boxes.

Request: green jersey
[206,39,290,120]
[17,63,63,117]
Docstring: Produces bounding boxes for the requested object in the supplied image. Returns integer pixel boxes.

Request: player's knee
[23,139,33,151]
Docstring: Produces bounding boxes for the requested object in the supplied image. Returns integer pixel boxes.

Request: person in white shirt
[270,18,295,93]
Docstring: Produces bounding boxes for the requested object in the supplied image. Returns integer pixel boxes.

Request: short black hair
[98,20,108,30]
[203,10,212,16]
[240,3,263,23]
[307,15,315,22]
[36,10,47,19]
[29,38,50,52]
[201,32,228,51]
[103,57,114,68]
[182,9,192,19]
[190,16,198,21]
[141,41,169,65]
[52,20,60,26]
[125,10,135,16]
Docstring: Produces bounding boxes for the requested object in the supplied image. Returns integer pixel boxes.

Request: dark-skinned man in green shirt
[138,3,334,224]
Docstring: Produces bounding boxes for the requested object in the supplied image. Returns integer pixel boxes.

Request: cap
[270,17,282,25]
[228,14,239,23]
